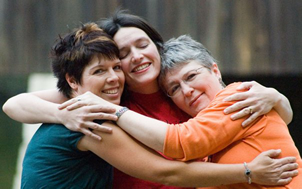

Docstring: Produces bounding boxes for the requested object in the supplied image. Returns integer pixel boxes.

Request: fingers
[94,124,114,133]
[261,149,282,158]
[224,92,249,103]
[275,168,298,185]
[66,101,85,110]
[87,112,117,121]
[280,163,299,173]
[273,159,299,185]
[59,98,78,110]
[241,112,260,127]
[277,156,297,164]
[224,100,252,115]
[80,123,113,141]
[89,105,116,114]
[81,128,102,141]
[275,177,293,186]
[236,81,257,90]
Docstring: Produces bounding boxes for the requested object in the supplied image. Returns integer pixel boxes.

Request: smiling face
[70,55,125,105]
[113,27,161,93]
[162,61,223,117]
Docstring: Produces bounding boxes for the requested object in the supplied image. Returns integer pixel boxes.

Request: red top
[113,89,192,189]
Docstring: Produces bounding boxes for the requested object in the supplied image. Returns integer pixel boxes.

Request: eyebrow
[165,68,199,87]
[119,37,149,51]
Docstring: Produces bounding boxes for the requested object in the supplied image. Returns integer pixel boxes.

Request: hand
[223,81,278,127]
[59,91,115,111]
[57,92,118,140]
[248,149,298,185]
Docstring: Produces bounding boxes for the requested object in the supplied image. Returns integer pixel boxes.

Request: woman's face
[162,61,222,117]
[75,55,125,105]
[113,27,161,93]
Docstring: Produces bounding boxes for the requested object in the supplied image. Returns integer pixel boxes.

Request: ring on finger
[245,108,253,115]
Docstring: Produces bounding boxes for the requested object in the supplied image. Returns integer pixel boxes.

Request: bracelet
[244,162,252,184]
[115,107,129,120]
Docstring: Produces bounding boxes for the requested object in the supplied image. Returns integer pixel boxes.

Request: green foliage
[0,75,28,189]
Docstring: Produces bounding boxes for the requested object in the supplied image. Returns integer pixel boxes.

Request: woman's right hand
[248,149,298,185]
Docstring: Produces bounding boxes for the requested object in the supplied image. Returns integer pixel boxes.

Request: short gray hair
[159,35,217,90]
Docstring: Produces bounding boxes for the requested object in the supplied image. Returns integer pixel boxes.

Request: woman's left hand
[223,81,279,127]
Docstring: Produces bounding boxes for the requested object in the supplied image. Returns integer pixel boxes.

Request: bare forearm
[117,109,167,152]
[87,123,246,187]
[274,91,293,124]
[159,162,245,187]
[3,93,61,124]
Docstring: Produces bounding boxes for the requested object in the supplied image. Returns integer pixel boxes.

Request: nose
[180,82,194,97]
[106,69,119,83]
[131,48,143,63]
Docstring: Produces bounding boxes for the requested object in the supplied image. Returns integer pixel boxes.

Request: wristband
[115,107,129,120]
[244,162,252,184]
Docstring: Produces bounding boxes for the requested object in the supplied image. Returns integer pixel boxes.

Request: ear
[211,63,222,79]
[65,73,78,91]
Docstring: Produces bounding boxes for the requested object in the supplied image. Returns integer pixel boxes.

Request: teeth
[104,88,118,94]
[133,64,150,72]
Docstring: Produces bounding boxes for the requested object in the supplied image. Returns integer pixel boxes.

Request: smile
[132,63,151,72]
[189,93,203,106]
[103,88,119,94]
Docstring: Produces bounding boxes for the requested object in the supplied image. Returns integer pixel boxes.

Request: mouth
[132,63,151,73]
[103,87,119,94]
[189,93,203,106]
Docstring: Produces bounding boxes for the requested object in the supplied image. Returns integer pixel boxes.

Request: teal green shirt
[21,122,112,189]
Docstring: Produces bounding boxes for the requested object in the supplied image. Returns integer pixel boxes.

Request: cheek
[118,74,126,86]
[173,98,186,110]
[121,59,130,72]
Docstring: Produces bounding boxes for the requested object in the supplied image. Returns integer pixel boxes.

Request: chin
[111,99,121,105]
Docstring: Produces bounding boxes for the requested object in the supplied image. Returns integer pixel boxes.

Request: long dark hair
[100,9,164,55]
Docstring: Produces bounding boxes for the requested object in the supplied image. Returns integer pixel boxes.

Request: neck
[127,80,160,94]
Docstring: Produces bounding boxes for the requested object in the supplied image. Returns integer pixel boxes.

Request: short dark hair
[100,9,164,55]
[51,22,119,98]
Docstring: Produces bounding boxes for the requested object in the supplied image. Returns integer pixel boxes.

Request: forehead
[113,27,151,48]
[165,60,201,76]
[87,55,120,67]
[163,61,201,84]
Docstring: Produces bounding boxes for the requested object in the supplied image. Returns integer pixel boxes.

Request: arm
[2,89,65,123]
[79,121,298,187]
[223,81,293,126]
[58,91,242,154]
[2,90,116,140]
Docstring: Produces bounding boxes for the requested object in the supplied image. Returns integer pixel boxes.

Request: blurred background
[1,0,301,188]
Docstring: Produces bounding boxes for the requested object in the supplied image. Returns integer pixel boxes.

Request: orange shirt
[164,83,302,188]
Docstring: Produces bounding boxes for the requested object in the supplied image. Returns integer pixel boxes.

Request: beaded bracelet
[244,162,252,184]
[115,107,129,120]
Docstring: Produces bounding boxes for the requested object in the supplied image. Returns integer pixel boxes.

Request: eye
[138,42,148,49]
[185,72,198,82]
[113,65,122,71]
[168,85,180,96]
[93,69,105,75]
[119,51,129,60]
